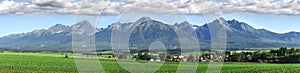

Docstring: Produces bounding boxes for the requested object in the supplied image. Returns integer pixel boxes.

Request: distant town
[2,47,295,63]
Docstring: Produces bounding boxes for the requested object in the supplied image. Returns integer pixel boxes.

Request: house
[194,55,200,61]
[150,57,162,62]
[182,56,188,62]
[150,59,155,62]
[230,50,255,55]
[201,56,211,62]
[172,56,179,62]
[155,57,161,62]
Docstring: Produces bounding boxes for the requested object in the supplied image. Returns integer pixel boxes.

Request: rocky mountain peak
[175,21,191,26]
[210,17,228,25]
[284,31,300,36]
[72,20,91,27]
[174,21,195,31]
[48,24,71,34]
[227,19,256,32]
[219,17,226,21]
[49,24,69,30]
[136,17,153,23]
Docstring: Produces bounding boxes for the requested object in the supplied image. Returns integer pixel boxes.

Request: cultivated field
[0,52,300,73]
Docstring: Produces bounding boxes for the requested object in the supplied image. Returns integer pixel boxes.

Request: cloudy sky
[0,0,300,36]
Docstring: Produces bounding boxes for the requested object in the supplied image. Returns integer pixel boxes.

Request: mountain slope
[1,17,300,51]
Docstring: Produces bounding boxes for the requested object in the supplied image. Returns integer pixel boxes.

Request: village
[96,47,300,63]
[98,50,231,63]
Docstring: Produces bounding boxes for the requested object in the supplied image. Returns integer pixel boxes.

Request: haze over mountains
[1,17,300,51]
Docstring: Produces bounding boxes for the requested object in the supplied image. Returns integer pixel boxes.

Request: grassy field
[0,52,300,73]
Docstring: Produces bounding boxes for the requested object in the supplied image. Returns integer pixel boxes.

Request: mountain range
[1,17,300,51]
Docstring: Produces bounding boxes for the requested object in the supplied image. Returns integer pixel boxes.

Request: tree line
[225,47,300,63]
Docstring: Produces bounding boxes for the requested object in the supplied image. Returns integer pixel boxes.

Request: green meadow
[0,52,300,73]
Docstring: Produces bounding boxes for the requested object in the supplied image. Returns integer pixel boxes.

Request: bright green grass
[0,52,300,73]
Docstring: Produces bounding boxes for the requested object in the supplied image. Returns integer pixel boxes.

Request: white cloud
[218,0,300,15]
[0,0,300,15]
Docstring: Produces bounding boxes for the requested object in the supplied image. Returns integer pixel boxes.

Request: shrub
[258,59,263,63]
[64,55,69,58]
[263,60,268,63]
